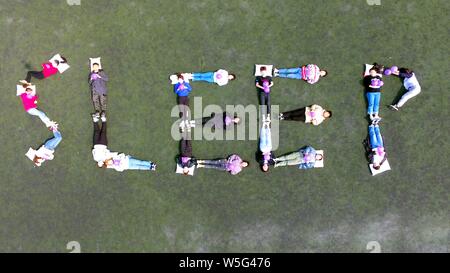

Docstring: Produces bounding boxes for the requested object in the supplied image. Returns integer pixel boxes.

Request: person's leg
[27,108,51,126]
[366,92,375,115]
[192,72,215,83]
[281,108,306,121]
[369,125,381,149]
[25,71,45,83]
[178,96,190,120]
[278,68,301,74]
[127,157,152,170]
[98,122,108,146]
[374,126,384,148]
[44,131,62,150]
[181,138,192,157]
[92,91,102,113]
[200,162,228,171]
[275,152,302,167]
[100,94,107,113]
[93,121,101,145]
[396,87,421,108]
[259,127,272,152]
[259,91,267,116]
[373,92,381,115]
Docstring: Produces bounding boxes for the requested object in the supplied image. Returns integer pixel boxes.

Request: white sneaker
[100,112,107,122]
[389,105,399,111]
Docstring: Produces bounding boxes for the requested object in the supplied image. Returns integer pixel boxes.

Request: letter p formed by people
[366,0,381,5]
[66,0,81,6]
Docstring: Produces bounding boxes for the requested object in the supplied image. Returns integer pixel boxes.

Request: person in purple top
[200,112,241,130]
[197,154,249,175]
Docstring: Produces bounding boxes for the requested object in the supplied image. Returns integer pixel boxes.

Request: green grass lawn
[0,0,448,252]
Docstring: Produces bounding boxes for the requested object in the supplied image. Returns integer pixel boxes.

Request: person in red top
[19,86,57,130]
[20,56,68,84]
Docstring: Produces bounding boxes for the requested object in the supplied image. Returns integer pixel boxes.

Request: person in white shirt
[389,67,421,111]
[279,105,332,126]
[26,124,62,167]
[190,69,236,86]
[90,118,156,171]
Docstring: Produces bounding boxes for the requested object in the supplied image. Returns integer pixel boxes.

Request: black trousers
[93,122,108,146]
[181,138,192,157]
[177,96,190,120]
[259,91,271,115]
[25,71,45,83]
[281,107,306,122]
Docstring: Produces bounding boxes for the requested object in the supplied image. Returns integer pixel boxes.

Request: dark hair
[229,73,236,80]
[372,63,384,73]
[325,110,332,118]
[54,60,60,66]
[93,63,100,66]
[25,87,33,92]
[260,66,267,72]
[321,70,328,77]
[399,68,413,74]
[177,73,184,80]
[373,165,381,170]
[60,56,67,63]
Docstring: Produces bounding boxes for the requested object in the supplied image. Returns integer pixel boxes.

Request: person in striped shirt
[274,64,327,84]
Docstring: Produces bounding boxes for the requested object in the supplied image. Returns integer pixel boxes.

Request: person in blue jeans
[364,68,383,121]
[103,154,156,172]
[191,69,236,86]
[26,126,62,167]
[368,122,387,170]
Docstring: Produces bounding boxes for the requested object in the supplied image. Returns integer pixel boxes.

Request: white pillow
[255,64,273,77]
[16,84,36,96]
[364,64,382,77]
[90,57,102,71]
[25,148,36,161]
[175,163,195,176]
[49,54,70,73]
[169,73,191,84]
[314,150,324,168]
[369,160,391,176]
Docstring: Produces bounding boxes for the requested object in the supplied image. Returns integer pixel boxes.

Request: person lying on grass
[364,67,384,122]
[89,63,109,121]
[199,112,241,131]
[189,69,236,86]
[20,56,68,85]
[258,118,276,172]
[389,67,421,111]
[176,136,198,175]
[273,146,322,170]
[279,105,332,126]
[274,64,327,84]
[368,120,387,170]
[197,154,249,175]
[91,116,156,172]
[26,124,62,167]
[255,66,273,119]
[19,85,58,130]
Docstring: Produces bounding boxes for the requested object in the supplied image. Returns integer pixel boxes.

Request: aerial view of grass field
[0,0,448,254]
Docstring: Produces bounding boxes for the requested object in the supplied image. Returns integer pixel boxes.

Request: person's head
[104,159,113,167]
[315,154,323,161]
[33,156,43,167]
[233,117,241,124]
[373,163,381,170]
[320,70,328,77]
[241,161,249,168]
[262,163,269,172]
[399,67,412,75]
[25,87,33,93]
[372,63,384,73]
[260,66,269,77]
[228,74,236,81]
[323,110,332,119]
[92,63,100,72]
[183,166,190,175]
[369,67,378,76]
[177,74,184,83]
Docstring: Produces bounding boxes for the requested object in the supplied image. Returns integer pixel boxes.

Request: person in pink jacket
[19,86,57,129]
[20,56,68,84]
